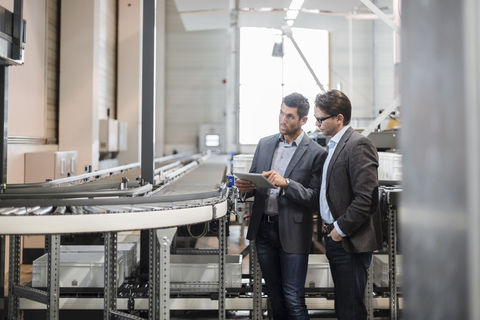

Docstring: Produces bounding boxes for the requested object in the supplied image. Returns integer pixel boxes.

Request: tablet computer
[233,172,278,189]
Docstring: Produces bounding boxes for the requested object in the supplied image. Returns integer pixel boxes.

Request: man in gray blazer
[236,92,326,320]
[314,90,383,320]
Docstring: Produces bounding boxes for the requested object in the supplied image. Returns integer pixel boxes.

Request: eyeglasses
[315,114,336,123]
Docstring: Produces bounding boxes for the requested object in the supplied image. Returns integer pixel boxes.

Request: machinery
[0,150,403,320]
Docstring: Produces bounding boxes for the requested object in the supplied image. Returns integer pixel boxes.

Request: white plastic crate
[32,252,125,288]
[233,154,254,174]
[170,254,242,288]
[60,243,137,278]
[378,152,402,180]
[305,254,333,288]
[118,232,141,265]
[373,254,402,287]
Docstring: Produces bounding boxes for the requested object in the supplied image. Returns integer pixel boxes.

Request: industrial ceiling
[172,0,386,32]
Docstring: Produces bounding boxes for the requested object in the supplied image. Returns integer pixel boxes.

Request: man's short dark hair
[314,90,352,125]
[283,92,310,119]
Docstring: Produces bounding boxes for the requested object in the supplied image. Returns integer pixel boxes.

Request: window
[205,134,220,147]
[239,27,329,145]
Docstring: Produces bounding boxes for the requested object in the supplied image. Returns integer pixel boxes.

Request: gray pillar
[401,1,479,319]
[0,67,8,190]
[141,0,156,184]
[141,0,157,276]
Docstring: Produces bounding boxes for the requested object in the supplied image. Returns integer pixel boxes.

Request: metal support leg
[47,235,61,320]
[365,263,374,320]
[218,216,227,320]
[0,235,5,298]
[8,235,21,320]
[250,240,263,320]
[104,232,118,319]
[158,230,172,320]
[0,66,9,191]
[388,206,398,319]
[149,229,159,320]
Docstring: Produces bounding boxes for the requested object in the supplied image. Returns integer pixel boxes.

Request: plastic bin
[373,254,402,287]
[32,252,125,288]
[60,243,137,278]
[232,154,254,174]
[305,254,333,288]
[378,152,402,180]
[170,254,242,289]
[118,232,141,264]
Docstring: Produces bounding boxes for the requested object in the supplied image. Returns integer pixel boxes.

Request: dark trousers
[324,236,372,320]
[255,220,310,320]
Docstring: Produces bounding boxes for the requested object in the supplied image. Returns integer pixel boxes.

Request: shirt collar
[279,131,304,147]
[330,125,351,146]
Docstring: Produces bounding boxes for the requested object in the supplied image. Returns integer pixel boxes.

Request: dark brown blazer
[325,127,383,253]
[245,133,327,254]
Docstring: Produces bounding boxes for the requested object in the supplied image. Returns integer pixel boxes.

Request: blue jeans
[255,220,309,320]
[325,236,372,320]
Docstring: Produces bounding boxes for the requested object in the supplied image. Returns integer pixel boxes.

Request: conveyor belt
[0,154,230,234]
[156,155,227,196]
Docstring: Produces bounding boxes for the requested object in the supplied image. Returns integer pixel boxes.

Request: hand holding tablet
[233,172,278,189]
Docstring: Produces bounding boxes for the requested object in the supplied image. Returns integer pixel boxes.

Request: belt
[262,214,278,223]
[322,223,334,234]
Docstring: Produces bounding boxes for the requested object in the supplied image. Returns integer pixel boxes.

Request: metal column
[218,216,227,320]
[0,66,7,309]
[250,240,263,320]
[158,229,174,320]
[388,206,398,320]
[104,232,118,320]
[7,235,21,319]
[46,235,61,320]
[148,229,159,320]
[0,66,8,192]
[140,0,157,276]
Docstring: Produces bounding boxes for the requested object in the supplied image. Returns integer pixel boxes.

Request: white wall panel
[4,0,47,137]
[98,0,117,120]
[373,0,395,129]
[59,0,101,172]
[165,0,228,154]
[46,0,60,141]
[117,0,142,165]
[330,18,374,127]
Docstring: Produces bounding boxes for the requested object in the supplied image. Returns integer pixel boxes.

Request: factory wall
[329,0,395,128]
[0,0,54,183]
[163,1,396,155]
[164,0,228,155]
[373,0,396,119]
[0,0,396,183]
[1,0,165,182]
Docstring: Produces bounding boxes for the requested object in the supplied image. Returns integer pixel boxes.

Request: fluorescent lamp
[286,10,299,20]
[289,0,305,10]
[286,0,304,26]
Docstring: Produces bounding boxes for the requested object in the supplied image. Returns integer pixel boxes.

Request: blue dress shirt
[320,125,351,237]
[264,131,304,216]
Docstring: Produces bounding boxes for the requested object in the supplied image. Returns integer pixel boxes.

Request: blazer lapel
[284,134,309,177]
[327,127,354,178]
[260,135,279,172]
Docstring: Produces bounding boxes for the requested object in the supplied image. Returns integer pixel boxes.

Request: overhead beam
[360,0,400,35]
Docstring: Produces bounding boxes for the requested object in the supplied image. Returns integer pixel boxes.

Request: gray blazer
[325,127,383,253]
[246,133,327,254]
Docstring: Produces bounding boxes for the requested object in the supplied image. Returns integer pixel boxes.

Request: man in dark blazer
[314,90,383,320]
[236,92,326,320]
